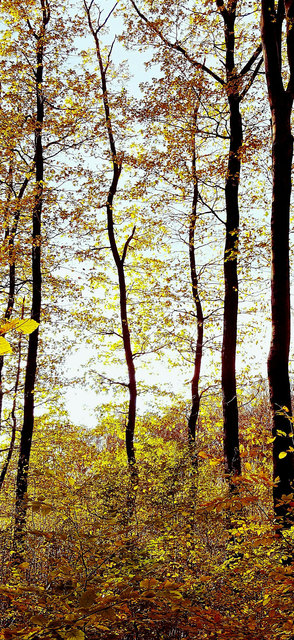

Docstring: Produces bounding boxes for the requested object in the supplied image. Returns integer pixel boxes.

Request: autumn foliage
[1,0,294,638]
[0,403,294,640]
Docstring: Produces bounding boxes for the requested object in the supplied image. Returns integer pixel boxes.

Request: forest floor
[0,409,294,640]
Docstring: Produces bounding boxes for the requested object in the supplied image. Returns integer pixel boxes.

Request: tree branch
[240,43,262,76]
[122,225,136,264]
[240,56,263,100]
[129,0,225,86]
[98,373,129,388]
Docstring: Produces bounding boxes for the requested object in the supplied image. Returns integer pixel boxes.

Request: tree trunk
[220,4,242,478]
[0,167,30,428]
[14,1,48,552]
[112,220,137,466]
[261,0,294,527]
[188,109,204,442]
[85,1,137,465]
[129,0,262,480]
[269,102,294,521]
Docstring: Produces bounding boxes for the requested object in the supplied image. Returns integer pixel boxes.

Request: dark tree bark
[188,108,204,443]
[0,168,31,429]
[261,0,294,527]
[0,301,24,492]
[129,0,262,480]
[218,0,242,478]
[14,0,49,553]
[216,1,262,480]
[85,1,137,465]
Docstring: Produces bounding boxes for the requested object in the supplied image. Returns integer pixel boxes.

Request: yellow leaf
[198,451,209,459]
[19,562,30,570]
[13,319,39,335]
[68,477,75,487]
[279,452,287,459]
[0,337,12,355]
[0,319,19,334]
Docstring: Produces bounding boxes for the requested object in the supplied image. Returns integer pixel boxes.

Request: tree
[84,0,138,465]
[128,0,262,479]
[13,0,49,553]
[261,0,294,527]
[187,105,204,443]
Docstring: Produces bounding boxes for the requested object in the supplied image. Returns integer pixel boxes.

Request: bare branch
[98,373,129,388]
[122,225,136,264]
[240,57,264,100]
[99,2,118,31]
[240,43,262,77]
[198,193,226,225]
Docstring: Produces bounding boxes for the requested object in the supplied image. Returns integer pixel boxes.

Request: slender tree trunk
[0,162,13,429]
[85,2,137,465]
[188,108,204,442]
[14,1,49,552]
[0,301,24,492]
[220,3,242,478]
[261,0,294,526]
[107,192,137,465]
[0,168,30,428]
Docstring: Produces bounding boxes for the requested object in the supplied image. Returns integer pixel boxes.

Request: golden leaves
[0,337,12,355]
[0,318,39,335]
[0,317,39,354]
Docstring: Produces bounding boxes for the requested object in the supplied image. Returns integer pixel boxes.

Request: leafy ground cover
[1,403,294,640]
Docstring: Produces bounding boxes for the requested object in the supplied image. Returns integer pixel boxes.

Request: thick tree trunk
[222,94,242,477]
[220,4,242,478]
[261,0,294,527]
[268,101,294,521]
[13,4,48,552]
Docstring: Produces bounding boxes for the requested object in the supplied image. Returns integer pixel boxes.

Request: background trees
[126,0,264,481]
